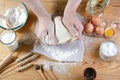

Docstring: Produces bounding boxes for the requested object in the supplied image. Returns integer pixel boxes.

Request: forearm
[22,0,49,18]
[64,0,82,13]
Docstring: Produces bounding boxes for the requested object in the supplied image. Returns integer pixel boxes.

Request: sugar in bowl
[99,40,119,61]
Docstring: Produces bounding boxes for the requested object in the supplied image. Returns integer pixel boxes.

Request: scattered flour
[33,35,85,61]
[1,6,27,28]
[38,59,79,75]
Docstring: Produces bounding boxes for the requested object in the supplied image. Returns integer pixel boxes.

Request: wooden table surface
[0,0,120,80]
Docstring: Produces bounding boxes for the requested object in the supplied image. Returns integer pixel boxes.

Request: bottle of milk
[0,29,19,52]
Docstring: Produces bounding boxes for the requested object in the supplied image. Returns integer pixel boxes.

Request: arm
[22,0,57,45]
[63,0,83,39]
[22,0,49,18]
[64,0,82,13]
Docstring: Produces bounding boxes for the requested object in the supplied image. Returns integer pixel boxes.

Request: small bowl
[99,40,119,61]
[0,0,28,31]
[105,27,116,38]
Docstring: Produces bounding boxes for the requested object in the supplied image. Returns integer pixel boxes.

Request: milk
[0,30,19,51]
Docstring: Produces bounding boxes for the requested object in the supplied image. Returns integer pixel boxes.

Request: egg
[95,26,105,36]
[84,15,92,24]
[84,23,94,34]
[92,16,101,26]
[105,27,116,38]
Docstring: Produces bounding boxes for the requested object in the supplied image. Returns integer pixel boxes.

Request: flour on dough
[54,16,72,44]
[46,16,76,45]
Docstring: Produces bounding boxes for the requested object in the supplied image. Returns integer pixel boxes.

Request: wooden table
[0,0,120,80]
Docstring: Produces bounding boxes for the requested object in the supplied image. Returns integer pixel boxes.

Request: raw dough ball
[46,16,76,45]
[54,16,72,44]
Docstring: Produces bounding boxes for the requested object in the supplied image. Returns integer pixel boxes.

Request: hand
[35,16,57,45]
[63,11,83,39]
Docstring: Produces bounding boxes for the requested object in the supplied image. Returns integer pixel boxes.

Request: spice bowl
[0,0,28,30]
[99,40,119,61]
[105,27,116,38]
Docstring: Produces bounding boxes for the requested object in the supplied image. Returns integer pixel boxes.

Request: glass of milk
[0,29,19,52]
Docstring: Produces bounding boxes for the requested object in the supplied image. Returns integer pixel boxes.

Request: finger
[48,30,57,45]
[75,22,84,32]
[75,26,81,39]
[74,23,84,39]
[66,25,78,38]
[76,12,84,24]
[39,31,48,44]
[35,20,41,39]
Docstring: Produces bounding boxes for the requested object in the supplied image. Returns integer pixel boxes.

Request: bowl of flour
[99,40,119,61]
[0,0,28,30]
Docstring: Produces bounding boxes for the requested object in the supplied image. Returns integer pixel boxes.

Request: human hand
[35,16,57,45]
[63,11,84,39]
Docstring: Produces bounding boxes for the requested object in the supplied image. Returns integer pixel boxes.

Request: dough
[46,16,76,45]
[54,16,72,44]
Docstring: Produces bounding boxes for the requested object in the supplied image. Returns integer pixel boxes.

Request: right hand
[63,11,83,39]
[35,16,57,45]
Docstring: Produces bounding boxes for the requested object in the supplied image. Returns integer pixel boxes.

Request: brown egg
[92,16,101,26]
[84,15,92,24]
[95,26,104,36]
[84,23,94,34]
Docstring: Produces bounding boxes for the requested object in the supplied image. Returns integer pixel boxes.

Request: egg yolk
[105,28,115,37]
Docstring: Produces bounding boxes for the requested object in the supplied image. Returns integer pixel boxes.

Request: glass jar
[0,29,19,51]
[99,40,119,61]
[86,0,111,16]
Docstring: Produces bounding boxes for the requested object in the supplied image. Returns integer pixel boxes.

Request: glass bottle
[86,0,111,16]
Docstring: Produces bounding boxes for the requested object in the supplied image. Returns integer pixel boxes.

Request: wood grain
[0,0,120,80]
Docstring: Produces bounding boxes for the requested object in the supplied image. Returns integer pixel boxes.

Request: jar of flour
[99,40,119,61]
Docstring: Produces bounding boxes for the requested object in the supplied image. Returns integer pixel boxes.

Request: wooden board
[0,0,120,80]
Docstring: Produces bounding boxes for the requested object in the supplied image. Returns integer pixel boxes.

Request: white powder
[38,60,78,75]
[0,31,18,51]
[1,6,27,28]
[100,41,118,57]
[1,32,15,44]
[33,37,85,61]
